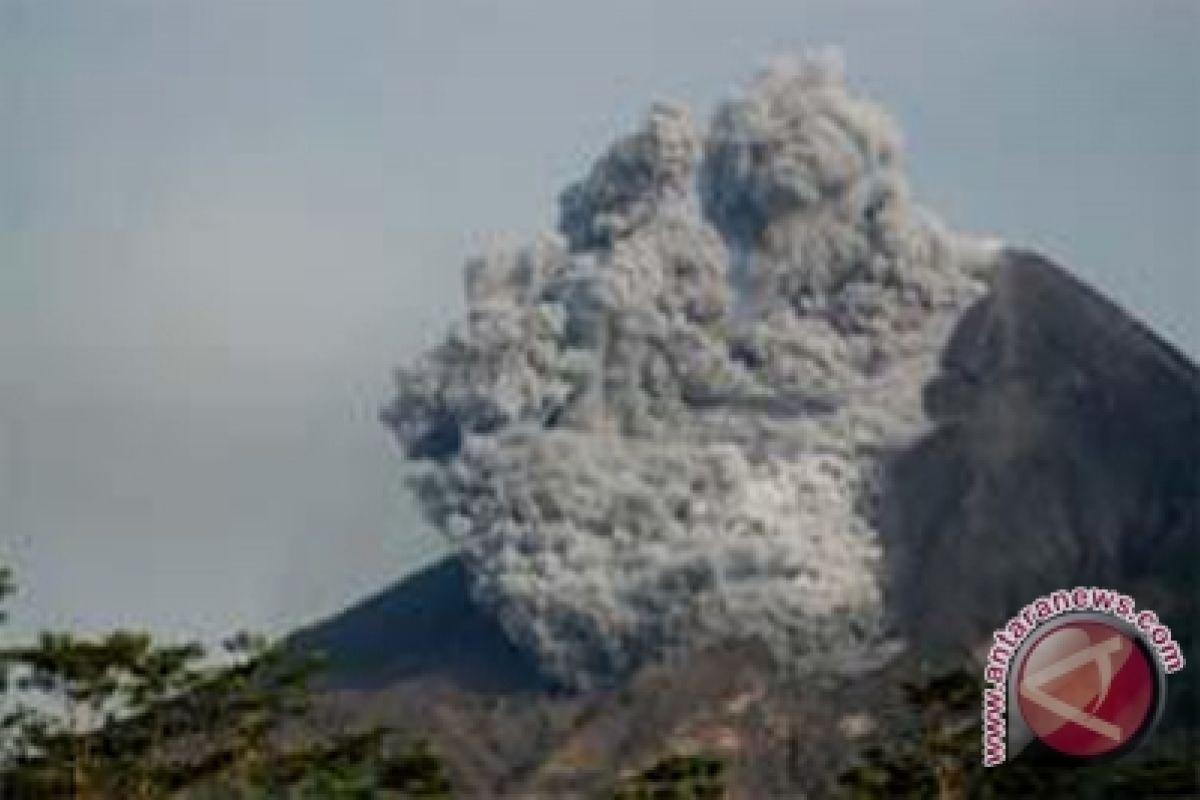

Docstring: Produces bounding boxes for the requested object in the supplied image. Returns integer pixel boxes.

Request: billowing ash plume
[384,51,1000,688]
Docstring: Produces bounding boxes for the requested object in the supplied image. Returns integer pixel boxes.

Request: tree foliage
[0,570,452,799]
[836,665,1199,799]
[611,752,727,799]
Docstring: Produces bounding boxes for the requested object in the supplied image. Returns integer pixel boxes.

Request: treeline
[0,567,450,798]
[3,562,1194,798]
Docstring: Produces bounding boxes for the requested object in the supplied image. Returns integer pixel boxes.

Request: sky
[2,1,1197,643]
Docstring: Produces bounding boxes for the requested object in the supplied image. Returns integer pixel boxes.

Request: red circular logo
[1015,617,1159,759]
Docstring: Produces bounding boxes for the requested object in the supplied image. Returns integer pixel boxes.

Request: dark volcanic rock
[883,248,1199,676]
[289,556,549,694]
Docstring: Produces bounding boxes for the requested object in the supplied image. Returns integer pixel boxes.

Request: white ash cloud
[384,52,999,688]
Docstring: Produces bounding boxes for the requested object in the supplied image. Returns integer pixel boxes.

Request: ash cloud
[383,52,999,688]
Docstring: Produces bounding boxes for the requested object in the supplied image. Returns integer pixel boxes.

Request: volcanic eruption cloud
[384,52,1002,688]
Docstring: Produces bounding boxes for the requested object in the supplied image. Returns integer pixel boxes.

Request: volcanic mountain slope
[884,247,1199,660]
[880,247,1199,745]
[288,557,547,695]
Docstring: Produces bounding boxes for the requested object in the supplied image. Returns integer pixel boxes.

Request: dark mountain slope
[884,248,1199,670]
[288,556,548,694]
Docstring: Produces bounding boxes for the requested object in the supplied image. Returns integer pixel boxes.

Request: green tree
[836,665,1200,799]
[1,630,206,798]
[612,752,727,800]
[0,567,454,799]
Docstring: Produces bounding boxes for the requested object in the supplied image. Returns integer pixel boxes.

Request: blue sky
[2,1,1197,642]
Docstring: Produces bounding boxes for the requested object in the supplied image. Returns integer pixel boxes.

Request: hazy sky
[2,1,1197,643]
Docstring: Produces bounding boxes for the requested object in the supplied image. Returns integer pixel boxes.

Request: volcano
[291,54,1198,795]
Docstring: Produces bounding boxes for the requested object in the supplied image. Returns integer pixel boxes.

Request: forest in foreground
[1,563,1196,799]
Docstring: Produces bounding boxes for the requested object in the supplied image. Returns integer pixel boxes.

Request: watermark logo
[1016,616,1159,758]
[981,588,1183,767]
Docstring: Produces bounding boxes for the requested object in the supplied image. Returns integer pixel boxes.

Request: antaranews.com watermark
[981,587,1185,767]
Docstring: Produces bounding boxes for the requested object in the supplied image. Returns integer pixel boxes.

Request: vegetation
[0,568,451,799]
[3,562,1194,798]
[836,665,1200,799]
[611,752,727,800]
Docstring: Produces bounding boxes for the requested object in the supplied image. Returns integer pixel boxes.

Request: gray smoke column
[383,51,1001,688]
